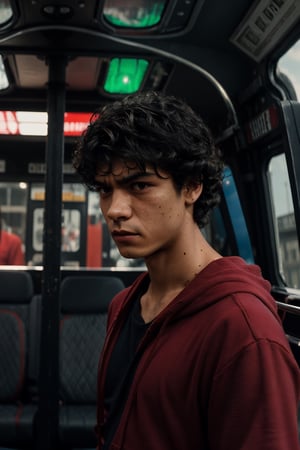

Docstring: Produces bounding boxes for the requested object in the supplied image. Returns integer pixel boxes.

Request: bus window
[28,183,87,267]
[268,153,300,288]
[277,40,300,100]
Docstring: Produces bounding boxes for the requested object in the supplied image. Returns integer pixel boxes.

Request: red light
[64,112,91,136]
[0,111,92,136]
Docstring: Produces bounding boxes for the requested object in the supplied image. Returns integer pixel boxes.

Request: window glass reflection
[268,153,300,288]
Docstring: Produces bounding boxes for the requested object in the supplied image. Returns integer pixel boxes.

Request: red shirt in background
[0,230,25,265]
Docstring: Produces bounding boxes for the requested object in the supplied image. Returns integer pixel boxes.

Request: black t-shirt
[102,281,150,449]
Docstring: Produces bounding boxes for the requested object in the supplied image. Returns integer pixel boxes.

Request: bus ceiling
[0,0,300,141]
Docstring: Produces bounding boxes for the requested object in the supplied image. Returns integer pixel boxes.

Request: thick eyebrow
[97,171,157,187]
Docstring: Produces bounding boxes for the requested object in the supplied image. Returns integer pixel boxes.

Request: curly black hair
[73,91,224,228]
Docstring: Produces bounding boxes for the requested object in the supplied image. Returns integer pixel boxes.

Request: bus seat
[0,270,39,448]
[58,275,125,448]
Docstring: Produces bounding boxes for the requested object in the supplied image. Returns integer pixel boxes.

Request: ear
[183,183,203,206]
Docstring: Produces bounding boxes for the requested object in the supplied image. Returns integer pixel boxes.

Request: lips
[111,230,140,243]
[112,230,137,237]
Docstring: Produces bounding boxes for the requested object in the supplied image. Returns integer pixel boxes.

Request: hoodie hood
[178,256,273,313]
[124,256,275,327]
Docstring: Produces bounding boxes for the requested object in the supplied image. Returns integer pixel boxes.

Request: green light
[103,1,166,29]
[104,58,149,94]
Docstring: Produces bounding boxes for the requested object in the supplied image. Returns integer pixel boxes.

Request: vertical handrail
[36,54,67,450]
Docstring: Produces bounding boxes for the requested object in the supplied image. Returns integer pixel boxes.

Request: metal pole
[36,54,66,450]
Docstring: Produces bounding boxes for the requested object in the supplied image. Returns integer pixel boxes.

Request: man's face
[95,160,194,261]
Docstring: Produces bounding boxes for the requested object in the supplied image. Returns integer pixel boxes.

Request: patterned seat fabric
[58,275,125,447]
[0,270,38,447]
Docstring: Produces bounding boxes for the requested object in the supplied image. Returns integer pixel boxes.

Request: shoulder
[1,230,22,245]
[199,293,299,389]
[230,291,283,339]
[207,291,293,365]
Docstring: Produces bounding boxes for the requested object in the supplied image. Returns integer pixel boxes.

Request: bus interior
[0,0,300,448]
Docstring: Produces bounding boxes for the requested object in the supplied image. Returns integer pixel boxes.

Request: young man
[73,91,300,450]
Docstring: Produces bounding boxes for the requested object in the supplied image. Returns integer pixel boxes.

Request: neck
[140,226,221,322]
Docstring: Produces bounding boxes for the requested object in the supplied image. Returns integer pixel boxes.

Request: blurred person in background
[0,206,25,265]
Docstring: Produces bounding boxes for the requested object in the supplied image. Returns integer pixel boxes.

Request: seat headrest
[60,276,125,313]
[0,271,34,303]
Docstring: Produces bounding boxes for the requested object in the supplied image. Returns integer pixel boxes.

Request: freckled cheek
[156,203,169,218]
[156,203,182,221]
[157,204,163,215]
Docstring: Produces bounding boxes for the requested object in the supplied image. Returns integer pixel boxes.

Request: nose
[105,189,132,223]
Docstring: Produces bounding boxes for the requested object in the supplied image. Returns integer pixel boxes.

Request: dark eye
[131,182,150,191]
[96,184,112,196]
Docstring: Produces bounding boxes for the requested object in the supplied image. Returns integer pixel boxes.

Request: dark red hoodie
[97,256,300,450]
